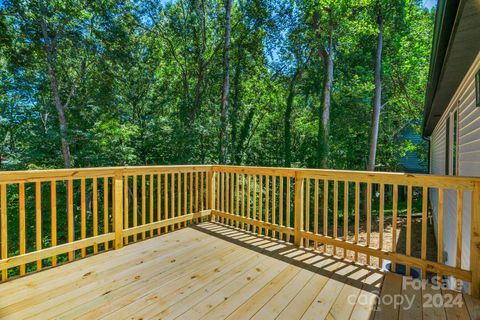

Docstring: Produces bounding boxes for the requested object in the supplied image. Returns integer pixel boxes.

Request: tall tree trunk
[231,39,243,164]
[219,0,232,164]
[192,0,206,122]
[39,19,72,169]
[317,18,334,169]
[284,76,297,167]
[367,15,383,171]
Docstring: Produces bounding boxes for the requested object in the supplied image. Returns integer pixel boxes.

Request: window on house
[476,70,480,107]
[452,110,458,175]
[445,117,450,175]
[445,110,459,175]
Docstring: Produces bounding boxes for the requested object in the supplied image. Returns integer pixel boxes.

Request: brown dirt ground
[303,216,438,268]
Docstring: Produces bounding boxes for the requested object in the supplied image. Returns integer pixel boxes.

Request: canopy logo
[348,276,464,311]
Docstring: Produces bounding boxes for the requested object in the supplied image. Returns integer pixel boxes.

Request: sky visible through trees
[1,0,434,171]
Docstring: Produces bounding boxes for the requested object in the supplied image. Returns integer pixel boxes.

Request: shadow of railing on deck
[192,222,384,295]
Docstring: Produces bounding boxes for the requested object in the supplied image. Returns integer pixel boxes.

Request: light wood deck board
[0,222,478,320]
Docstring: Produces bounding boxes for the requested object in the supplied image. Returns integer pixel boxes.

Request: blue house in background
[397,127,427,173]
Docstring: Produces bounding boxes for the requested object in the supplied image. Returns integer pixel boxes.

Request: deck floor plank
[8,233,223,319]
[98,243,261,319]
[0,222,478,320]
[0,228,210,306]
[464,293,480,320]
[422,283,447,320]
[398,277,423,320]
[142,251,273,319]
[175,254,286,320]
[58,238,248,319]
[374,271,403,320]
[275,273,330,320]
[442,289,471,320]
[250,269,315,319]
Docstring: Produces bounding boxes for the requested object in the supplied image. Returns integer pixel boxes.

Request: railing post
[207,169,214,210]
[471,182,480,298]
[207,168,214,222]
[113,174,124,249]
[294,172,304,247]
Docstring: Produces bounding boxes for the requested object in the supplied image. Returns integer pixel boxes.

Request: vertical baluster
[366,182,371,264]
[68,179,75,258]
[279,176,284,241]
[201,171,205,212]
[391,184,398,272]
[220,172,224,220]
[195,172,199,222]
[157,174,161,234]
[51,181,57,266]
[164,173,168,233]
[242,174,248,230]
[142,174,147,237]
[93,178,99,251]
[421,186,428,278]
[81,178,86,257]
[437,188,444,279]
[122,176,128,244]
[333,180,338,256]
[113,175,123,249]
[294,175,304,247]
[19,182,26,274]
[379,183,384,266]
[150,174,154,235]
[1,183,7,279]
[35,182,42,269]
[226,173,231,224]
[252,175,256,233]
[471,182,480,298]
[133,175,137,241]
[287,178,291,242]
[455,189,463,270]
[343,181,349,258]
[354,181,359,261]
[184,172,187,227]
[247,175,251,229]
[177,173,181,228]
[272,176,276,238]
[259,175,263,235]
[157,173,162,231]
[170,173,174,230]
[314,179,319,250]
[215,172,219,211]
[224,173,229,216]
[230,172,234,221]
[305,178,310,248]
[236,173,240,228]
[190,172,194,214]
[323,179,329,253]
[207,170,212,211]
[406,185,412,276]
[266,176,270,235]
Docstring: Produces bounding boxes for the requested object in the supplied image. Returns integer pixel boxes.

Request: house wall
[429,53,480,282]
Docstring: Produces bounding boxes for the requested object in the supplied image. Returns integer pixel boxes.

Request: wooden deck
[1,222,479,320]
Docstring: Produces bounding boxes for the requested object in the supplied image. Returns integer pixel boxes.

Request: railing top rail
[0,165,212,184]
[212,165,480,190]
[1,164,479,189]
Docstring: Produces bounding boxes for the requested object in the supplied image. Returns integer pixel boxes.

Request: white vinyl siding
[429,52,480,279]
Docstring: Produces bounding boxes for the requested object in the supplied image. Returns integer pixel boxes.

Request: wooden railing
[210,165,480,298]
[0,165,211,282]
[0,165,479,297]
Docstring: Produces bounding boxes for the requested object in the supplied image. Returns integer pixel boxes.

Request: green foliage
[0,0,433,171]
